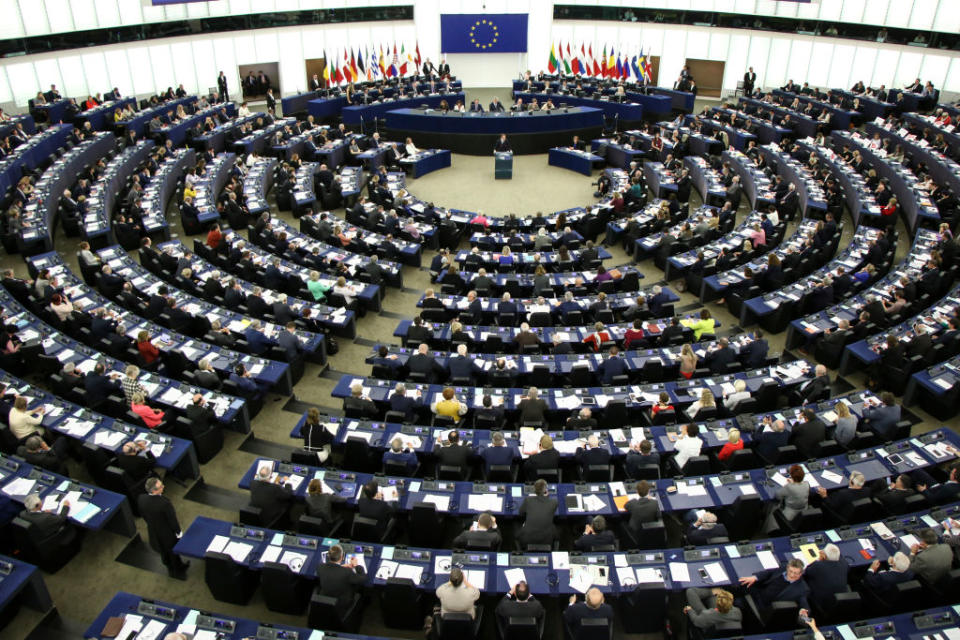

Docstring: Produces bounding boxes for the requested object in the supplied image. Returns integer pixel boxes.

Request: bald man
[574,433,611,476]
[563,587,614,631]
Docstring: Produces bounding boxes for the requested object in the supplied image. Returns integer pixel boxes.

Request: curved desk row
[81,140,156,246]
[385,107,604,155]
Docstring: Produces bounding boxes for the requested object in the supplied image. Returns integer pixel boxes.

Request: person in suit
[243,319,274,355]
[434,429,471,476]
[137,478,189,577]
[116,440,158,484]
[791,408,827,458]
[575,434,612,477]
[574,515,616,551]
[684,588,742,633]
[304,478,346,525]
[908,528,953,584]
[20,492,77,550]
[406,343,445,383]
[524,434,560,480]
[859,392,901,440]
[193,359,221,391]
[648,285,671,317]
[706,337,737,374]
[816,470,867,522]
[83,362,122,399]
[566,407,597,431]
[343,382,379,419]
[802,544,850,610]
[738,559,811,615]
[452,512,502,549]
[743,67,757,95]
[791,364,830,405]
[387,383,419,422]
[478,431,518,474]
[494,134,512,153]
[739,330,768,369]
[872,473,916,514]
[17,436,67,474]
[517,387,548,426]
[382,436,419,474]
[448,343,483,383]
[276,322,303,362]
[356,479,396,533]
[517,479,558,548]
[624,439,660,477]
[316,544,366,608]
[624,480,660,534]
[248,464,295,525]
[686,510,728,544]
[595,347,628,384]
[563,588,614,633]
[917,462,960,505]
[495,581,545,633]
[185,394,217,435]
[861,551,915,601]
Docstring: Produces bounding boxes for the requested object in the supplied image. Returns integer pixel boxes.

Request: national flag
[322,50,330,87]
[370,50,379,78]
[630,54,640,81]
[547,42,558,74]
[607,47,615,78]
[615,52,622,79]
[586,44,594,76]
[399,44,408,75]
[415,41,422,68]
[406,44,414,74]
[621,53,629,80]
[357,48,366,78]
[642,49,653,82]
[378,44,387,77]
[390,44,399,78]
[341,49,352,83]
[562,42,572,74]
[600,45,607,78]
[350,49,358,79]
[570,44,579,76]
[334,56,343,85]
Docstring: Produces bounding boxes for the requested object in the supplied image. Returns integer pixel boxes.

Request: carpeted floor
[2,93,941,640]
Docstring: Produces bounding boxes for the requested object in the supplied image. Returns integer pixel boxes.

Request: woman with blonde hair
[687,389,715,418]
[833,402,857,446]
[679,344,698,379]
[717,428,743,461]
[307,270,329,301]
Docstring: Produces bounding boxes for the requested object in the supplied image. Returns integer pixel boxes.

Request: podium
[495,152,513,179]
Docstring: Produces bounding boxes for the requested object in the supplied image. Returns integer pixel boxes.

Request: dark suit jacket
[452,527,502,549]
[575,446,611,472]
[687,523,728,545]
[862,568,915,598]
[707,346,737,374]
[316,561,366,608]
[358,496,395,529]
[185,403,217,434]
[249,479,294,524]
[524,448,560,480]
[436,443,471,471]
[517,495,558,545]
[495,595,545,625]
[803,559,849,605]
[574,529,616,551]
[750,568,810,610]
[791,419,826,457]
[625,497,660,532]
[116,451,157,482]
[21,505,73,543]
[563,602,614,630]
[136,493,181,553]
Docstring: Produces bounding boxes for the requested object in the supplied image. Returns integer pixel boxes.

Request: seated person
[452,512,501,549]
[624,439,660,477]
[573,515,616,551]
[684,588,742,633]
[382,437,418,474]
[686,510,728,544]
[737,558,810,617]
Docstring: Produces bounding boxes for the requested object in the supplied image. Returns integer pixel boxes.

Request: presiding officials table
[385,107,604,155]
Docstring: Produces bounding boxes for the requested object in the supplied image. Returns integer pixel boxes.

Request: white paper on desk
[943,628,960,640]
[820,469,844,484]
[900,534,920,549]
[569,566,593,593]
[757,550,779,570]
[280,550,308,573]
[381,485,399,502]
[615,566,636,585]
[905,451,926,467]
[836,625,858,640]
[376,559,399,580]
[468,494,503,512]
[704,562,728,583]
[504,568,526,588]
[770,473,789,487]
[2,477,36,497]
[553,439,581,455]
[552,551,570,570]
[668,562,690,583]
[223,540,253,563]
[286,475,305,492]
[463,569,486,590]
[434,555,452,574]
[870,521,896,540]
[567,493,584,511]
[193,631,219,640]
[582,494,606,511]
[739,484,757,495]
[136,619,168,640]
[260,545,282,564]
[636,567,663,584]
[395,563,424,583]
[679,484,707,497]
[421,494,450,511]
[117,615,144,640]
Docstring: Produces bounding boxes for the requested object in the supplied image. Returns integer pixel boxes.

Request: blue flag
[440,14,529,53]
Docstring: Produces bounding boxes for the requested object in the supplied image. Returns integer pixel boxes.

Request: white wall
[549,21,960,96]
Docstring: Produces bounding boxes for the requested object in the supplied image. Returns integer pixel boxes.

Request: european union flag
[441,14,529,53]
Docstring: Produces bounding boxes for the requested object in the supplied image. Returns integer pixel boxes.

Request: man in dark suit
[573,515,617,551]
[872,474,916,513]
[185,394,218,435]
[818,319,851,352]
[859,392,901,440]
[495,581,545,634]
[249,464,295,525]
[918,463,960,505]
[357,479,395,530]
[137,478,188,576]
[706,337,737,374]
[575,434,612,477]
[497,292,519,321]
[861,551,915,601]
[194,360,222,390]
[116,440,158,484]
[343,382,379,419]
[17,436,67,474]
[563,588,614,634]
[245,288,270,318]
[406,343,445,383]
[243,320,274,355]
[935,317,960,347]
[687,511,728,544]
[20,493,77,548]
[816,470,867,522]
[494,134,512,153]
[517,479,558,547]
[777,183,800,221]
[791,408,826,458]
[803,544,850,609]
[83,362,121,399]
[478,431,519,474]
[738,559,810,615]
[597,347,628,384]
[447,344,483,383]
[435,430,471,477]
[739,330,768,368]
[452,512,502,549]
[624,480,660,535]
[791,364,830,404]
[315,544,366,608]
[648,285,671,318]
[743,67,757,95]
[277,322,303,361]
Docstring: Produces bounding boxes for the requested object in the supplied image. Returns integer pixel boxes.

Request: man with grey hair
[792,363,830,404]
[382,436,418,473]
[862,551,914,600]
[816,470,866,522]
[687,510,728,545]
[138,478,188,577]
[448,343,482,384]
[343,381,378,419]
[17,435,67,474]
[803,543,849,609]
[909,527,953,584]
[753,417,790,464]
[575,433,611,477]
[21,492,75,543]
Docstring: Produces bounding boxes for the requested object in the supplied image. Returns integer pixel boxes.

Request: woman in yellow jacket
[681,309,716,341]
[431,387,468,422]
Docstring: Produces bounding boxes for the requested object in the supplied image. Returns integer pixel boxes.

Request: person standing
[743,67,757,95]
[217,71,229,102]
[137,478,189,577]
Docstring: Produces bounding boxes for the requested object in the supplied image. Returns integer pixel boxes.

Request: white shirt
[238,105,251,117]
[674,435,703,469]
[405,142,419,156]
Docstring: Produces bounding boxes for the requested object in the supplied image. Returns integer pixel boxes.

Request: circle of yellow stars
[469,19,498,50]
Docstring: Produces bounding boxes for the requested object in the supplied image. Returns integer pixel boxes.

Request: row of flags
[548,42,654,82]
[321,42,422,86]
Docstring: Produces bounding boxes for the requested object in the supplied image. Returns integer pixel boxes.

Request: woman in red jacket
[717,428,744,461]
[879,196,898,227]
[130,392,167,431]
[623,319,646,351]
[137,330,160,365]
